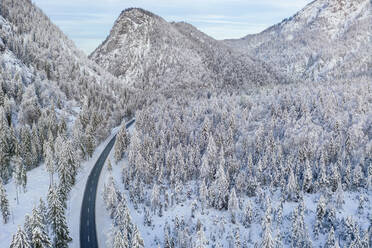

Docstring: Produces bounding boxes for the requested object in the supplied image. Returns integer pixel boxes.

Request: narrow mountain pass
[80,119,135,248]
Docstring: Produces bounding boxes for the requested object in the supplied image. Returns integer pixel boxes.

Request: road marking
[88,208,90,213]
[87,220,89,226]
[88,236,90,242]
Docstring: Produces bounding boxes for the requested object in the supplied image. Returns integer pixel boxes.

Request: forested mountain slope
[0,0,133,246]
[225,0,372,82]
[90,8,288,93]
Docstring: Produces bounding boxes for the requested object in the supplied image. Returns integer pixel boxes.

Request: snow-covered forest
[103,79,371,247]
[0,0,371,247]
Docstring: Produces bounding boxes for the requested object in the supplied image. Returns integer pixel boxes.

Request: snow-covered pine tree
[335,178,344,209]
[10,226,31,248]
[260,211,274,248]
[151,183,160,214]
[195,227,207,248]
[234,229,241,248]
[13,156,24,204]
[314,195,327,237]
[325,226,337,248]
[85,123,96,158]
[38,198,48,227]
[114,124,129,162]
[0,178,10,223]
[291,202,312,247]
[43,141,55,186]
[302,160,313,193]
[131,225,144,248]
[199,179,208,213]
[47,184,71,247]
[242,200,253,228]
[228,188,238,223]
[112,228,129,248]
[211,158,229,210]
[285,167,298,201]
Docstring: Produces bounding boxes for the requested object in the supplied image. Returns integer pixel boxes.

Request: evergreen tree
[286,167,298,201]
[112,228,129,248]
[43,141,55,186]
[211,159,229,210]
[242,200,253,228]
[47,184,71,247]
[199,180,208,212]
[10,226,31,248]
[325,226,337,248]
[131,226,144,248]
[85,123,96,158]
[260,213,274,248]
[195,227,207,248]
[228,188,238,223]
[0,179,10,223]
[114,124,129,162]
[31,226,52,248]
[302,160,313,193]
[13,156,24,204]
[151,184,160,214]
[314,195,326,237]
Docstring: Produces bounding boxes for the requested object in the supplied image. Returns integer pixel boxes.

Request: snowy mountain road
[80,119,135,248]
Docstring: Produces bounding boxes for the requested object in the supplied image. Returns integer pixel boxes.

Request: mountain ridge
[224,0,372,82]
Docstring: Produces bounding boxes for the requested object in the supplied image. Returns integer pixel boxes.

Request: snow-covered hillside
[0,0,134,247]
[225,0,372,82]
[90,8,288,93]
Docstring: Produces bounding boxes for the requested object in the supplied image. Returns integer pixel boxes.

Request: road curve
[80,119,135,248]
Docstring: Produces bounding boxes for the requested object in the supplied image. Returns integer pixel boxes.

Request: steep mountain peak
[115,7,164,28]
[120,8,158,19]
[91,8,285,92]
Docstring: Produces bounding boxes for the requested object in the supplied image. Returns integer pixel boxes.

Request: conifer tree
[43,141,55,186]
[114,124,129,162]
[243,200,253,228]
[260,213,274,248]
[47,184,71,247]
[303,160,313,193]
[30,206,51,248]
[151,184,160,214]
[131,226,144,248]
[228,188,238,223]
[13,156,24,204]
[0,179,10,223]
[286,167,298,201]
[195,227,207,248]
[314,195,326,237]
[199,180,208,212]
[112,228,129,248]
[10,226,31,248]
[211,159,229,210]
[325,226,337,248]
[85,123,96,158]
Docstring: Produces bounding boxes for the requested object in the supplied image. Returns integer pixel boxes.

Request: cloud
[33,0,312,54]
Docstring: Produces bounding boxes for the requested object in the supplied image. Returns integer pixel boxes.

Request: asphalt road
[80,119,135,248]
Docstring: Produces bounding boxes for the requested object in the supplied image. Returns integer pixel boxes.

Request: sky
[33,0,312,55]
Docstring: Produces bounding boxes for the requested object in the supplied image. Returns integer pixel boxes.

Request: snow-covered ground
[0,164,50,247]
